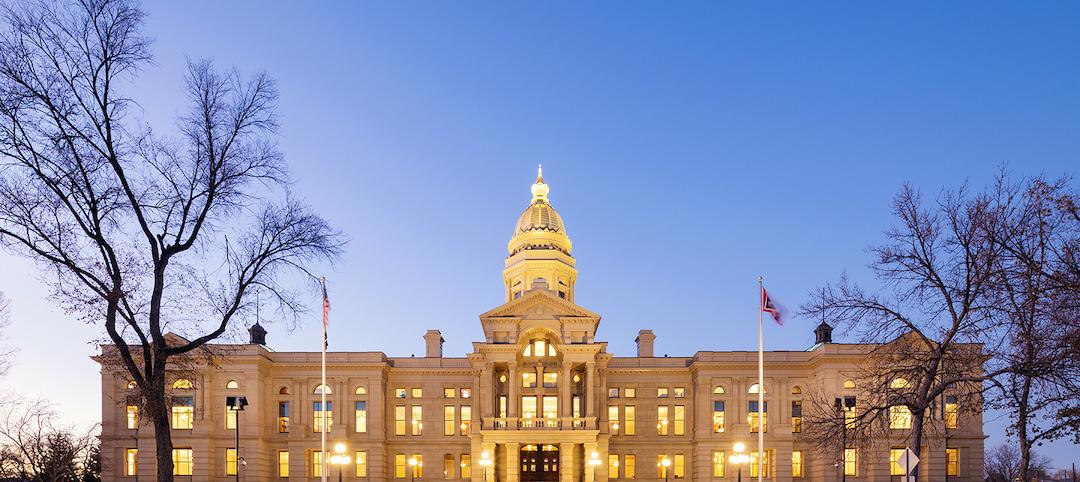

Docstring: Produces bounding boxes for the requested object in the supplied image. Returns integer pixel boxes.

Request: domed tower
[504,165,578,302]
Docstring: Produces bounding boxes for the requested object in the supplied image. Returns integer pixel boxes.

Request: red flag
[761,286,784,325]
[321,277,330,349]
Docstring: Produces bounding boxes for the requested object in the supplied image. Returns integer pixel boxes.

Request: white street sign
[900,447,920,475]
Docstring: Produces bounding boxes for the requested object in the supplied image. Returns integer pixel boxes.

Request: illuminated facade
[96,168,984,481]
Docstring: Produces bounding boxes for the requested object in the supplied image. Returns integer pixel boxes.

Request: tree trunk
[911,410,925,482]
[1018,374,1033,482]
[145,366,175,482]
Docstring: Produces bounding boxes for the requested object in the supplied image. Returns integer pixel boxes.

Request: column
[560,443,575,482]
[479,364,493,423]
[506,442,521,482]
[560,361,572,418]
[585,361,596,417]
[584,442,598,482]
[508,362,519,418]
[482,442,497,482]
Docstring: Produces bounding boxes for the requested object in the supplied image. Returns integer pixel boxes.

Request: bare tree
[985,442,1053,482]
[801,184,1003,478]
[0,398,100,481]
[0,1,342,480]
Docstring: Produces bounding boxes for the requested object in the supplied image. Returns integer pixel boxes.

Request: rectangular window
[657,406,669,435]
[889,448,905,476]
[411,455,423,478]
[625,405,636,435]
[125,448,138,476]
[395,454,407,479]
[411,388,423,398]
[460,406,472,435]
[791,401,803,433]
[657,455,669,479]
[843,448,857,476]
[356,451,368,477]
[542,396,558,419]
[313,451,324,478]
[608,405,620,433]
[461,454,472,479]
[225,406,237,430]
[751,451,771,478]
[522,372,537,388]
[748,401,768,433]
[279,401,290,433]
[171,397,194,430]
[444,388,456,398]
[624,388,636,398]
[674,405,685,435]
[395,388,407,399]
[461,388,472,399]
[608,455,620,478]
[625,454,636,479]
[395,405,407,435]
[126,405,138,430]
[572,395,582,418]
[792,450,804,478]
[444,454,456,479]
[674,388,686,398]
[713,401,725,433]
[608,388,620,398]
[355,401,367,433]
[844,396,857,429]
[278,451,289,478]
[890,405,913,429]
[712,451,725,478]
[945,395,959,429]
[522,396,538,419]
[946,448,959,476]
[411,406,423,435]
[543,372,558,388]
[674,454,685,479]
[172,448,193,476]
[499,395,508,418]
[658,388,669,398]
[444,406,456,436]
[226,448,238,476]
[313,401,333,433]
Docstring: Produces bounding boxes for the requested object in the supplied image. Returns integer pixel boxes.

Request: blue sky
[2,0,1079,468]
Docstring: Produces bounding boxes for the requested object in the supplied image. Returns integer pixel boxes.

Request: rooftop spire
[530,164,549,202]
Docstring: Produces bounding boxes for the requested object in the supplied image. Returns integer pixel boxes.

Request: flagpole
[320,276,328,482]
[757,276,765,482]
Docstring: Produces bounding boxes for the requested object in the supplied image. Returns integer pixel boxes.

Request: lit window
[748,383,766,394]
[712,401,725,433]
[411,388,423,398]
[313,451,325,478]
[226,380,239,389]
[712,386,725,395]
[674,405,685,435]
[172,448,193,476]
[657,406,669,435]
[460,406,472,435]
[543,372,557,388]
[573,395,581,418]
[395,406,406,435]
[444,406,456,436]
[625,454,636,479]
[844,448,857,476]
[843,396,857,429]
[712,450,725,478]
[411,406,423,435]
[126,405,139,430]
[657,455,669,479]
[748,401,768,433]
[890,405,913,429]
[355,386,367,395]
[312,401,333,432]
[226,448,238,476]
[522,372,537,388]
[172,379,194,390]
[313,384,332,395]
[460,388,472,399]
[444,388,456,398]
[891,378,911,389]
[946,448,959,476]
[395,388,407,399]
[444,454,456,479]
[791,401,803,433]
[395,454,406,479]
[522,396,539,419]
[608,454,620,479]
[674,388,686,398]
[278,451,289,478]
[751,451,771,478]
[355,401,367,433]
[460,454,471,479]
[543,396,558,419]
[624,406,636,435]
[624,388,636,398]
[791,385,802,395]
[125,448,138,476]
[171,397,194,430]
[843,379,856,389]
[608,405,620,433]
[499,395,508,418]
[127,380,138,390]
[792,450,804,478]
[225,405,237,430]
[945,395,959,429]
[278,402,289,433]
[889,448,905,476]
[609,388,620,398]
[674,454,685,479]
[411,455,423,478]
[657,388,669,398]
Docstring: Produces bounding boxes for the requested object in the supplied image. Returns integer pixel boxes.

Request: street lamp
[730,442,750,482]
[329,443,351,482]
[658,456,672,482]
[478,451,492,482]
[408,455,423,482]
[226,396,248,482]
[589,451,602,480]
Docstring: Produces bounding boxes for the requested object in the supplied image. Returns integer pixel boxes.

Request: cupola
[503,165,578,303]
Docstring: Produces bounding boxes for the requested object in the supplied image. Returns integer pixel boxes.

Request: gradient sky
[2,0,1079,468]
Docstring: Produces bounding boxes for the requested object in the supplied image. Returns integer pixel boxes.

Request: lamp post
[329,443,351,482]
[408,455,423,482]
[226,396,248,482]
[730,442,750,482]
[588,451,602,481]
[478,451,492,482]
[658,456,671,482]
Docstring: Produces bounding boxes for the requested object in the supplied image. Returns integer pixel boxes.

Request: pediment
[480,289,599,321]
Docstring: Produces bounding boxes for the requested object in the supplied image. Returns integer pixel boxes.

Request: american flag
[761,286,785,325]
[321,277,330,349]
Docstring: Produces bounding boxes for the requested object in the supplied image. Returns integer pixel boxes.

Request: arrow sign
[900,447,920,475]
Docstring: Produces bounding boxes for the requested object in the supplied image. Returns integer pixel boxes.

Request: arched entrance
[520,444,559,482]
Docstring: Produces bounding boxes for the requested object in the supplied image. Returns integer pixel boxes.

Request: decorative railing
[484,416,597,430]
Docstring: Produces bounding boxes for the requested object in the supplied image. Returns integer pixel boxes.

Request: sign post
[899,447,920,482]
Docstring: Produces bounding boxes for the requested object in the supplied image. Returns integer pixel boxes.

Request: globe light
[733,442,746,453]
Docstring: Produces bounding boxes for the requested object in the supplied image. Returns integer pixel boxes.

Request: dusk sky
[2,0,1079,467]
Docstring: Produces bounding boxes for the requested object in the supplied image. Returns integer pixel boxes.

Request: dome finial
[531,164,549,201]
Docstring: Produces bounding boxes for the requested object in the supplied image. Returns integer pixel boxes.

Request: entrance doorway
[520,444,560,482]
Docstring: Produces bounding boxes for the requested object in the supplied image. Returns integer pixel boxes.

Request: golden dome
[508,165,572,256]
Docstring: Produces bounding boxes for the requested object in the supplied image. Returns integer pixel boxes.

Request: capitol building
[96,169,985,481]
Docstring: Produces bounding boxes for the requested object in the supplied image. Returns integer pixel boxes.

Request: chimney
[635,330,656,357]
[424,330,444,358]
[248,322,267,345]
[814,321,833,345]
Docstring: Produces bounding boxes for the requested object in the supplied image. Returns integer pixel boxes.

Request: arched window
[313,384,332,395]
[890,378,911,389]
[843,379,857,389]
[172,379,194,389]
[522,338,556,357]
[225,380,239,389]
[790,386,802,395]
[748,383,767,394]
[712,386,725,395]
[127,380,138,390]
[355,386,367,395]
[279,386,291,395]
